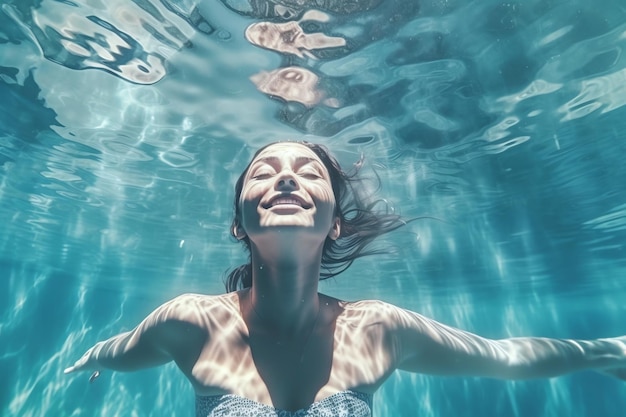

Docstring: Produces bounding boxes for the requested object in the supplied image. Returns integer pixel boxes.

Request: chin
[259,211,315,226]
[260,218,314,228]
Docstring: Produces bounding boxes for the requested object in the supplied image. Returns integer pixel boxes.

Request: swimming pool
[1,0,626,415]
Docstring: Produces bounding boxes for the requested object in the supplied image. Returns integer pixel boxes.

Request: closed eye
[250,167,276,179]
[298,168,323,179]
[252,173,273,179]
[299,173,320,179]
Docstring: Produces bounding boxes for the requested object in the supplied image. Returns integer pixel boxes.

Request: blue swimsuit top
[196,390,373,417]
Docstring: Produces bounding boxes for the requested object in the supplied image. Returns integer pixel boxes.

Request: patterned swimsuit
[196,390,373,417]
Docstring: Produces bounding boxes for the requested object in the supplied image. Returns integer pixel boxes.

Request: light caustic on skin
[64,142,626,414]
[65,289,626,407]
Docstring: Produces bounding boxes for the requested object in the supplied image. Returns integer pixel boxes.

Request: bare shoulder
[339,300,400,315]
[149,292,239,327]
[335,298,425,330]
[334,298,404,327]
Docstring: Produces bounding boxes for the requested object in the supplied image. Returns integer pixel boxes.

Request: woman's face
[237,142,339,245]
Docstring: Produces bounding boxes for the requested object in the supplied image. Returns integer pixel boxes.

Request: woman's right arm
[64,293,208,375]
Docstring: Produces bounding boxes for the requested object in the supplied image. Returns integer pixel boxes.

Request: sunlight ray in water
[1,0,626,416]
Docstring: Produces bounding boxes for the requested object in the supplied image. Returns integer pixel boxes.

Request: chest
[188,315,393,407]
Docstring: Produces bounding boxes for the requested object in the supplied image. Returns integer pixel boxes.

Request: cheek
[240,181,263,202]
[311,186,337,217]
[314,185,336,205]
[238,199,261,232]
[238,184,263,218]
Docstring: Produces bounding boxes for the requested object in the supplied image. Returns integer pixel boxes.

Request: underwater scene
[1,0,626,415]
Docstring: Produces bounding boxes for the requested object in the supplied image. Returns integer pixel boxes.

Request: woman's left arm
[389,305,626,379]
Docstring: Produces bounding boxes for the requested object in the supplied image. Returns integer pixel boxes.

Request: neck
[246,241,323,334]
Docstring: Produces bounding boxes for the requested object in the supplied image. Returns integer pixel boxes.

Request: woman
[65,141,626,416]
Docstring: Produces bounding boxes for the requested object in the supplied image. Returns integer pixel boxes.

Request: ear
[233,222,247,240]
[328,217,341,241]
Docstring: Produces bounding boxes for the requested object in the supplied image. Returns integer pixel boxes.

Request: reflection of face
[250,67,322,107]
[238,143,337,245]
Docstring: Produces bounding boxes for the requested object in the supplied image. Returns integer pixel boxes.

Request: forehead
[252,142,323,164]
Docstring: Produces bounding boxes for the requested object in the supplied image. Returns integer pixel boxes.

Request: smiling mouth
[263,196,311,209]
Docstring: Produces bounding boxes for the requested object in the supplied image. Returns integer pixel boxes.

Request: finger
[64,366,75,374]
[89,371,100,383]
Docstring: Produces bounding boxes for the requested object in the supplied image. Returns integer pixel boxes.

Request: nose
[275,173,299,191]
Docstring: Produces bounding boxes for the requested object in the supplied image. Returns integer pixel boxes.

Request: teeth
[271,198,302,207]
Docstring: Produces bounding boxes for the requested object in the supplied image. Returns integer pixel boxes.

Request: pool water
[1,0,626,415]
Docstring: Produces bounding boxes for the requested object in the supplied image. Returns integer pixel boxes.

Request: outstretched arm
[64,294,207,375]
[390,305,626,379]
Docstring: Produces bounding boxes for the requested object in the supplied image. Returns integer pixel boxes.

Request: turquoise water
[2,0,626,415]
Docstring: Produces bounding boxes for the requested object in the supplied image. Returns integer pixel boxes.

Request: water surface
[1,0,626,415]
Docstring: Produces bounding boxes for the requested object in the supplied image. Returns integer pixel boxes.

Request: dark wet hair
[225,141,406,292]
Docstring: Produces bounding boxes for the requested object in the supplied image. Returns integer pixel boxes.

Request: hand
[64,343,101,382]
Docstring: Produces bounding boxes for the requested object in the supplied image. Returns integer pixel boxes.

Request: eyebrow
[252,156,321,167]
[257,156,315,164]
